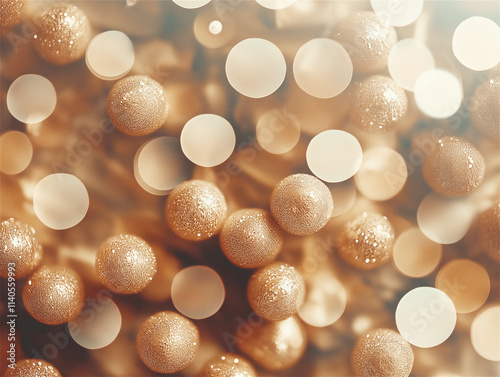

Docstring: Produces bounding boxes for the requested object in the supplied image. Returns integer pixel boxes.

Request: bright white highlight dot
[370,0,424,27]
[194,11,235,49]
[0,131,33,175]
[208,20,222,35]
[471,306,500,361]
[172,0,211,9]
[255,0,296,9]
[256,108,300,154]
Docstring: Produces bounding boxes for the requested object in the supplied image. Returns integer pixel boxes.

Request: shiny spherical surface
[200,353,256,377]
[0,218,42,279]
[479,203,500,261]
[107,75,169,136]
[33,4,91,65]
[351,328,414,377]
[470,76,500,140]
[22,265,84,325]
[350,75,408,133]
[220,209,283,269]
[95,234,157,294]
[165,180,227,241]
[247,262,305,321]
[270,174,333,235]
[136,311,199,374]
[3,359,62,377]
[337,212,395,270]
[423,136,485,197]
[0,0,25,29]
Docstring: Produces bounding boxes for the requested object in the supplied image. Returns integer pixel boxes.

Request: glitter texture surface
[95,234,157,294]
[337,212,395,270]
[22,265,84,325]
[199,353,256,377]
[220,208,283,268]
[136,311,199,374]
[165,180,227,241]
[247,262,305,321]
[107,75,169,136]
[351,328,414,377]
[0,0,25,29]
[0,218,42,279]
[423,136,485,197]
[479,203,500,261]
[3,359,62,377]
[470,76,500,140]
[270,173,333,236]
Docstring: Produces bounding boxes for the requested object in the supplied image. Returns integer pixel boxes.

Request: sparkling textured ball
[247,262,305,321]
[165,180,227,241]
[33,3,92,65]
[0,218,42,279]
[3,359,62,377]
[350,75,408,133]
[479,203,500,261]
[351,328,414,377]
[0,0,25,29]
[335,12,397,73]
[200,353,256,377]
[423,136,485,197]
[108,75,169,136]
[337,212,395,270]
[136,311,199,374]
[95,234,157,294]
[270,173,333,235]
[220,209,283,269]
[22,265,84,325]
[470,76,500,140]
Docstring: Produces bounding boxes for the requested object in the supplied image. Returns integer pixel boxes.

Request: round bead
[470,76,500,140]
[220,209,283,269]
[107,75,169,136]
[270,173,333,235]
[136,311,199,374]
[3,359,62,377]
[0,0,25,30]
[22,265,84,325]
[337,212,395,270]
[247,262,305,321]
[95,234,157,294]
[0,218,42,279]
[165,180,227,241]
[200,353,256,377]
[479,203,500,261]
[423,136,485,197]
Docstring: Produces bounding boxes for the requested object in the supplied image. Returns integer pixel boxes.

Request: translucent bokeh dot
[396,287,457,348]
[293,38,353,99]
[180,114,236,167]
[0,131,33,174]
[225,38,286,98]
[452,17,500,71]
[256,109,301,154]
[86,31,135,80]
[255,0,296,9]
[7,74,57,124]
[370,0,424,27]
[172,0,211,9]
[329,179,356,217]
[33,173,90,230]
[171,265,225,320]
[471,306,500,361]
[194,10,235,49]
[307,130,362,183]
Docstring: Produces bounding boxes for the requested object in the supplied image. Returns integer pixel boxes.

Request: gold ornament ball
[0,0,25,30]
[470,76,500,140]
[3,359,62,377]
[199,353,256,377]
[479,203,500,261]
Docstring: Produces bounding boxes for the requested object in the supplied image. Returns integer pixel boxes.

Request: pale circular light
[256,108,301,154]
[329,179,356,217]
[172,0,211,9]
[255,0,296,9]
[193,11,235,49]
[417,193,474,244]
[33,173,90,230]
[388,39,435,91]
[354,147,407,201]
[414,69,463,119]
[180,114,236,167]
[7,74,56,124]
[393,228,442,278]
[293,38,353,99]
[171,265,225,320]
[225,38,286,98]
[452,17,500,71]
[471,306,500,361]
[69,298,122,350]
[134,136,191,195]
[307,130,363,183]
[0,131,33,175]
[86,31,135,81]
[396,287,456,348]
[208,20,222,35]
[370,0,424,27]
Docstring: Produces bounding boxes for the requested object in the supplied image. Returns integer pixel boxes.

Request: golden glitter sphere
[335,12,397,73]
[270,173,333,236]
[107,75,169,136]
[351,328,414,377]
[22,265,84,325]
[0,218,42,279]
[220,208,283,269]
[337,212,395,270]
[470,76,500,140]
[350,75,408,133]
[247,262,305,321]
[423,136,485,197]
[0,0,25,30]
[199,353,256,377]
[479,203,500,262]
[165,180,227,241]
[136,311,199,374]
[3,359,62,377]
[33,3,92,65]
[95,234,157,294]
